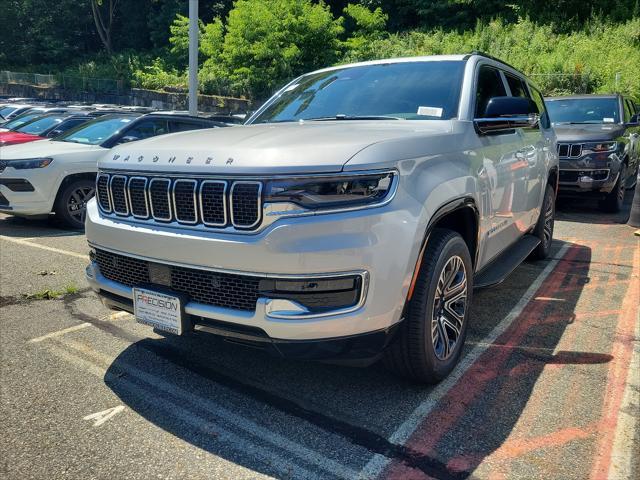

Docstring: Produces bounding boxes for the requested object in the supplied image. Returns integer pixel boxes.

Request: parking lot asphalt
[0,195,638,480]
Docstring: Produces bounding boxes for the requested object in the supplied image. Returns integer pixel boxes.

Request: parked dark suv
[545,94,639,212]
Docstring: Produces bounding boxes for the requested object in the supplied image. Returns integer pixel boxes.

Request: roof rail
[467,51,519,72]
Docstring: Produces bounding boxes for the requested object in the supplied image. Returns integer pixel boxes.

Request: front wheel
[600,164,626,213]
[383,228,473,384]
[54,179,95,229]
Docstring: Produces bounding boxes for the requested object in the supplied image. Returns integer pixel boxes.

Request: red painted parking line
[383,245,582,479]
[381,236,638,479]
[589,245,639,479]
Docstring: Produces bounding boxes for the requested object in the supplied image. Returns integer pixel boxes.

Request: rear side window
[125,119,169,140]
[475,66,507,118]
[505,74,530,99]
[623,98,633,122]
[169,121,206,133]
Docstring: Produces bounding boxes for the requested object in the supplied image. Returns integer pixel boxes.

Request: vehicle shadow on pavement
[0,214,81,237]
[555,189,633,225]
[101,237,600,479]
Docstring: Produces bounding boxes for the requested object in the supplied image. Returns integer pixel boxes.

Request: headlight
[0,158,53,170]
[263,171,396,210]
[584,142,616,153]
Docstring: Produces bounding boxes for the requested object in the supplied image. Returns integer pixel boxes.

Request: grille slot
[557,144,569,157]
[557,143,583,158]
[128,177,148,218]
[173,179,198,224]
[94,249,259,311]
[570,144,582,157]
[200,181,227,226]
[96,174,111,212]
[149,178,172,221]
[231,182,262,228]
[110,175,129,215]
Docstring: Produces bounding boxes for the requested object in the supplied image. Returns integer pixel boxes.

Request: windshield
[546,98,620,124]
[0,106,19,118]
[4,112,42,130]
[56,116,135,145]
[250,61,465,124]
[16,115,65,135]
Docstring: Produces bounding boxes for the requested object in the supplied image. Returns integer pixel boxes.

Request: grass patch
[24,284,79,300]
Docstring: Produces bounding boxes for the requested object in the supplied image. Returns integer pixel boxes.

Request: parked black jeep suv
[546,94,639,212]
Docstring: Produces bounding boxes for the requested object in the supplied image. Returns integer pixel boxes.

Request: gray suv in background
[85,53,558,383]
[546,94,640,212]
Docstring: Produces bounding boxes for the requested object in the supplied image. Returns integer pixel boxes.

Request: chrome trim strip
[126,176,149,219]
[149,177,172,221]
[109,174,129,216]
[230,181,262,229]
[96,173,112,213]
[172,179,198,224]
[198,180,228,227]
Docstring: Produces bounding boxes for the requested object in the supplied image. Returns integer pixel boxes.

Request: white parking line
[28,312,131,344]
[360,243,571,479]
[608,305,640,479]
[28,323,92,343]
[0,235,89,260]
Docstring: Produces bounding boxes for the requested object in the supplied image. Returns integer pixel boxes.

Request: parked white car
[0,113,224,228]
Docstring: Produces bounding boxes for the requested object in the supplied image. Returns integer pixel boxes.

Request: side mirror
[118,135,139,144]
[626,113,639,127]
[475,96,539,135]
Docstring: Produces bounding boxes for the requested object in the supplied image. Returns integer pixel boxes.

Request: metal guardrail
[0,70,124,93]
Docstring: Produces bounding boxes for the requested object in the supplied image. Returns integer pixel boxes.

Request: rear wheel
[383,229,473,383]
[600,164,626,213]
[54,179,95,229]
[530,183,555,260]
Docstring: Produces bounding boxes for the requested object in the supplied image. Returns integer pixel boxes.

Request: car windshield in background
[4,112,42,130]
[56,116,135,145]
[0,106,19,118]
[250,61,465,124]
[16,115,65,135]
[546,98,620,125]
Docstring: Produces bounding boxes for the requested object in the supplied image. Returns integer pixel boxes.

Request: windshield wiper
[305,114,402,121]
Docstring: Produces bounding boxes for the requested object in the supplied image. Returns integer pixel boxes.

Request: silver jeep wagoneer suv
[85,53,559,383]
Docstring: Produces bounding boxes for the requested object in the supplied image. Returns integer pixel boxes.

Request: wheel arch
[407,197,479,302]
[53,172,97,209]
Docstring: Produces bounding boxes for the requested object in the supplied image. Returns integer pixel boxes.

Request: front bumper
[0,170,58,215]
[85,194,420,347]
[557,152,622,195]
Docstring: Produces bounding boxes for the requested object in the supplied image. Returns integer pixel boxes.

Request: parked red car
[0,112,95,146]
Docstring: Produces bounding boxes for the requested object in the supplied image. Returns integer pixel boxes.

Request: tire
[54,178,95,229]
[529,183,555,260]
[600,164,626,213]
[383,228,473,384]
[625,163,638,190]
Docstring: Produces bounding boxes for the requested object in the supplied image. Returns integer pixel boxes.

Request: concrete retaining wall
[0,83,251,114]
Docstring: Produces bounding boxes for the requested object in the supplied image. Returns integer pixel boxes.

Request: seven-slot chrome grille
[96,172,261,230]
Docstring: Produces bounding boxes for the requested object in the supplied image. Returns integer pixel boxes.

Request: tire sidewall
[55,179,95,229]
[418,235,473,379]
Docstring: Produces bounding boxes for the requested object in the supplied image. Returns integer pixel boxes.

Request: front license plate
[133,287,185,335]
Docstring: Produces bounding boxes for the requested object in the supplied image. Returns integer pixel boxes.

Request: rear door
[474,64,526,266]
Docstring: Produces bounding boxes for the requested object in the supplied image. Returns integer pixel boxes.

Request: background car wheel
[600,164,626,213]
[54,178,95,229]
[383,228,473,384]
[529,183,555,260]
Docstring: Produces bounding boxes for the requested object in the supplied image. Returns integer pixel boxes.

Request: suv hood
[99,121,453,174]
[553,123,626,142]
[0,138,103,159]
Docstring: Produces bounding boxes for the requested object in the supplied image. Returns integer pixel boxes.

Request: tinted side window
[475,66,507,117]
[125,119,169,140]
[505,74,530,98]
[529,87,551,129]
[169,121,206,133]
[623,98,633,122]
